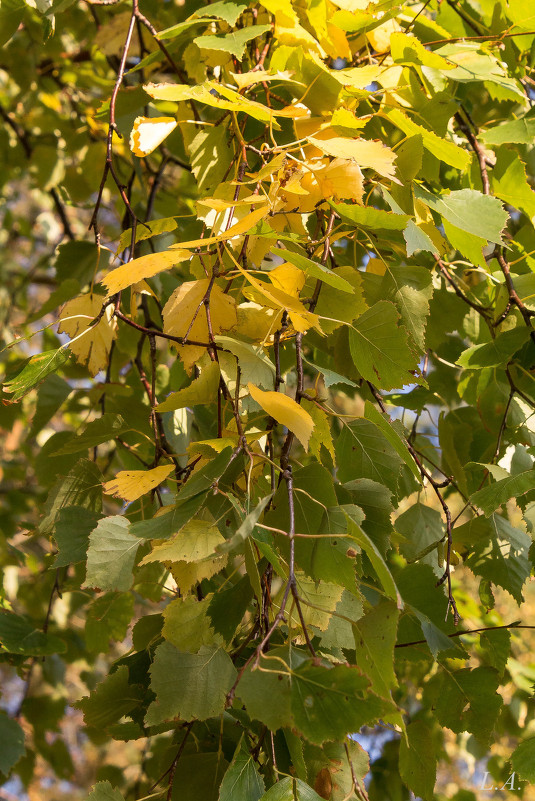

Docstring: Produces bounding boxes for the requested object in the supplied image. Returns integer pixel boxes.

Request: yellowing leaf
[163,279,237,371]
[308,136,398,181]
[58,294,117,376]
[156,361,220,412]
[248,383,314,450]
[129,116,177,157]
[141,519,225,564]
[102,464,174,502]
[171,556,228,595]
[302,398,335,461]
[102,249,191,295]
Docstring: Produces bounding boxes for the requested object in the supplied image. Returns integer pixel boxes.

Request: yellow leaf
[317,158,364,203]
[248,383,314,450]
[268,263,305,297]
[156,361,220,412]
[366,18,401,52]
[172,205,269,250]
[308,135,398,181]
[163,279,237,371]
[103,464,174,502]
[102,249,191,296]
[234,262,319,333]
[140,519,225,564]
[58,294,117,376]
[129,116,177,157]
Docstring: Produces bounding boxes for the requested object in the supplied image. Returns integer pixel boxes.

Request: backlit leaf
[248,383,314,450]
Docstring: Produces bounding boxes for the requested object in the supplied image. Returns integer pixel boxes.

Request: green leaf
[424,666,502,744]
[156,362,221,412]
[39,459,102,535]
[3,349,70,402]
[85,782,125,801]
[463,514,531,603]
[0,712,25,774]
[194,25,271,59]
[130,494,205,540]
[85,592,135,653]
[171,753,229,801]
[145,643,237,724]
[190,123,232,194]
[0,0,25,47]
[336,418,403,492]
[364,402,421,482]
[343,478,394,556]
[383,106,470,169]
[29,373,71,437]
[291,660,390,745]
[52,413,129,455]
[456,327,530,369]
[302,357,357,389]
[74,666,144,729]
[491,147,535,223]
[219,741,265,801]
[349,302,421,390]
[207,575,253,643]
[470,469,535,516]
[83,516,141,592]
[259,777,325,801]
[332,201,410,230]
[53,506,102,567]
[272,247,355,293]
[415,186,508,245]
[396,502,444,573]
[217,494,273,554]
[196,1,248,26]
[162,595,218,652]
[353,600,400,698]
[346,515,403,608]
[480,112,535,144]
[0,609,66,656]
[399,720,437,801]
[511,738,535,783]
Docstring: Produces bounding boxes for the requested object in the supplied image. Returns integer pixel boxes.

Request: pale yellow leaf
[156,361,220,412]
[129,116,177,157]
[308,135,398,181]
[141,519,224,564]
[102,249,191,296]
[248,383,314,450]
[102,464,174,502]
[58,294,117,376]
[196,195,268,212]
[230,69,295,89]
[366,18,401,52]
[163,279,237,371]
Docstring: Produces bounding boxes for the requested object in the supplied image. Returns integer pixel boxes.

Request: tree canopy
[2,0,535,799]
